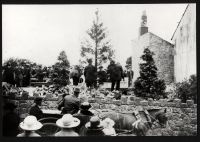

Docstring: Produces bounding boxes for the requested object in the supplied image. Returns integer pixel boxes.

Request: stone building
[132,11,174,84]
[171,4,196,82]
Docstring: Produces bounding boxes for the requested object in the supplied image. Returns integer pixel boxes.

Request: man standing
[84,59,96,89]
[62,87,81,115]
[107,60,124,91]
[127,66,134,87]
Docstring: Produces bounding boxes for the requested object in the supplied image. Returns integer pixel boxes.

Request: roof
[140,32,174,47]
[171,4,189,40]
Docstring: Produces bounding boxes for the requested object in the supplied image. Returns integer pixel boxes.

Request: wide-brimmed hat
[74,87,80,93]
[80,102,91,110]
[19,115,43,131]
[85,116,103,130]
[56,114,80,128]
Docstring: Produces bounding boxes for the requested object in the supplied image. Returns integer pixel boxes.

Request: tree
[50,51,70,87]
[134,48,166,100]
[80,9,115,76]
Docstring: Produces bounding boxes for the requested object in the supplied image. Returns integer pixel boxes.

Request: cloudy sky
[2,4,187,67]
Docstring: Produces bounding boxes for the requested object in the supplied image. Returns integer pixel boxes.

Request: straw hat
[19,115,43,131]
[56,114,80,128]
[85,116,103,130]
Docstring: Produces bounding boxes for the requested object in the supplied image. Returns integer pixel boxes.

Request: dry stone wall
[7,95,197,136]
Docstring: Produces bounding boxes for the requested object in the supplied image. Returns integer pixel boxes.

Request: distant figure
[84,59,97,89]
[70,65,81,86]
[73,102,94,135]
[62,87,81,115]
[29,97,44,120]
[14,66,23,87]
[107,60,124,91]
[3,63,15,85]
[3,102,20,137]
[23,64,31,87]
[97,66,107,86]
[55,114,80,136]
[17,115,42,137]
[126,65,134,87]
[84,116,105,136]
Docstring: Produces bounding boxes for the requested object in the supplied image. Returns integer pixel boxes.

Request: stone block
[186,100,194,107]
[121,96,128,104]
[180,103,188,108]
[91,103,99,109]
[152,101,161,106]
[190,118,197,125]
[129,96,135,101]
[140,100,148,106]
[113,100,121,106]
[88,98,95,103]
[148,98,154,106]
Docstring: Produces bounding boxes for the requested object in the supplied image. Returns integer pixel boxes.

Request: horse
[94,108,168,136]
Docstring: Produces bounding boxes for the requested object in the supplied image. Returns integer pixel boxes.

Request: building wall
[172,4,196,82]
[132,32,174,85]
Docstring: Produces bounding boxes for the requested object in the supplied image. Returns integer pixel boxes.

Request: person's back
[3,111,20,137]
[29,105,43,120]
[17,131,41,137]
[55,130,79,137]
[84,65,96,82]
[63,95,80,114]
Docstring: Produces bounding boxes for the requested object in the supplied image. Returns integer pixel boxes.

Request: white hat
[56,114,80,128]
[19,115,43,131]
[102,118,115,128]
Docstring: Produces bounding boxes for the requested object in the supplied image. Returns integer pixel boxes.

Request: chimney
[139,10,148,36]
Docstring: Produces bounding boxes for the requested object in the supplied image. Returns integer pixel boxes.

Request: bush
[175,75,197,103]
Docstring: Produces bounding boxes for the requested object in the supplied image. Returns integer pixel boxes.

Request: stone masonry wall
[7,95,197,136]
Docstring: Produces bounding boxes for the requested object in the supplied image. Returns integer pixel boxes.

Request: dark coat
[98,70,107,83]
[107,64,124,81]
[85,129,105,136]
[29,105,43,120]
[84,65,96,83]
[3,112,20,137]
[73,110,94,135]
[62,95,80,114]
[3,67,15,85]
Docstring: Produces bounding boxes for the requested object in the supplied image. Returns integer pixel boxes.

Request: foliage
[3,58,34,69]
[175,74,197,103]
[80,10,115,67]
[50,51,70,87]
[134,48,166,100]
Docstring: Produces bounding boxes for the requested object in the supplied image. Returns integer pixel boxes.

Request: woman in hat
[84,116,105,136]
[102,118,117,136]
[73,102,94,135]
[17,115,43,137]
[55,114,80,136]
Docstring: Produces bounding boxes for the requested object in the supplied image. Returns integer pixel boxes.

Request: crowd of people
[2,59,134,91]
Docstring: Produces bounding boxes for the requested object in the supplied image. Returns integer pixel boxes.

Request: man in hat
[107,60,124,91]
[84,59,97,89]
[73,102,94,135]
[84,116,105,136]
[97,66,107,86]
[3,102,20,136]
[29,97,44,120]
[62,87,81,115]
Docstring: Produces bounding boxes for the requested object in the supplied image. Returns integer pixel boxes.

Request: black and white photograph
[2,3,197,137]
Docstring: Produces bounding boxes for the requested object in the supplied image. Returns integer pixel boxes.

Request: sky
[2,4,188,67]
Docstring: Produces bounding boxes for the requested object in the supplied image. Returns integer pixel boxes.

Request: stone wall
[7,95,197,136]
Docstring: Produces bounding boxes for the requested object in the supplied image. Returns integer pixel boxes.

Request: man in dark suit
[29,97,43,120]
[107,60,124,91]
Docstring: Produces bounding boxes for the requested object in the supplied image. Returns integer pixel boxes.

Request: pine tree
[50,51,70,87]
[134,48,166,100]
[80,9,115,68]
